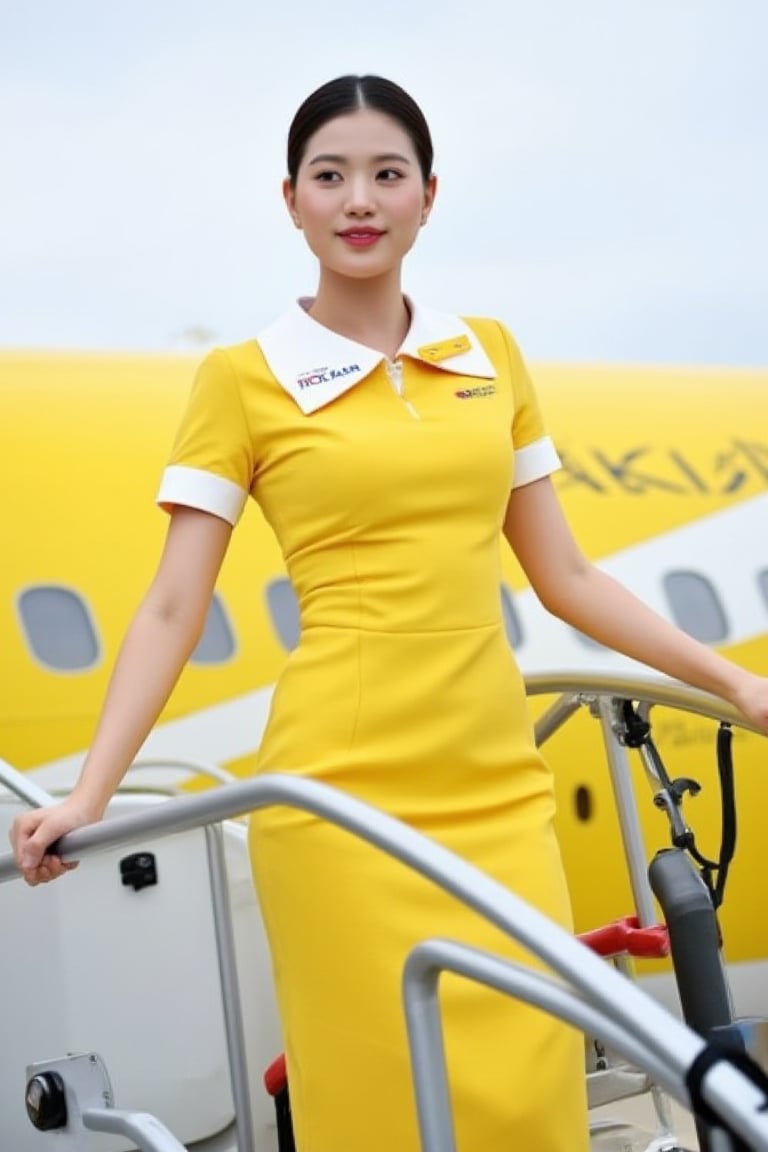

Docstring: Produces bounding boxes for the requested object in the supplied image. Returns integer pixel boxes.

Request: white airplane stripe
[595,490,767,643]
[516,491,768,674]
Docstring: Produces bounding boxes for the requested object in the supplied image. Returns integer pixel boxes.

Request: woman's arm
[10,506,233,883]
[502,477,768,731]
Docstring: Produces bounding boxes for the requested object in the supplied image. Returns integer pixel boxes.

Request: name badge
[417,334,472,363]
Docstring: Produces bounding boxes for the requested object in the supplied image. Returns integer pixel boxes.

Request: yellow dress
[157,300,589,1152]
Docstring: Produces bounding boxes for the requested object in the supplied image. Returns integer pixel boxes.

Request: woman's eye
[315,170,341,183]
[378,168,403,181]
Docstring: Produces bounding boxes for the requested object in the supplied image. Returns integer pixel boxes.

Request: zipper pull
[385,359,420,419]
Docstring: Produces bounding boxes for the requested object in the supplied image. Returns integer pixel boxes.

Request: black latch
[119,851,158,892]
[25,1071,67,1130]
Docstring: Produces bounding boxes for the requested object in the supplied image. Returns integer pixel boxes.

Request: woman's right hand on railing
[9,795,99,886]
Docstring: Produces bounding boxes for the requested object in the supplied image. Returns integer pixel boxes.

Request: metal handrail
[1,771,767,1147]
[525,671,761,745]
[82,1109,186,1152]
[124,757,238,788]
[0,758,56,809]
[402,938,759,1152]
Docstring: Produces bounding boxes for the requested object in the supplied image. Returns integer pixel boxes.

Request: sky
[2,0,767,365]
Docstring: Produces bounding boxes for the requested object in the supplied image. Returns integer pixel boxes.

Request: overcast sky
[2,0,766,365]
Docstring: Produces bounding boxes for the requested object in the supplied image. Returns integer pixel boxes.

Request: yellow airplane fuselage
[2,351,767,972]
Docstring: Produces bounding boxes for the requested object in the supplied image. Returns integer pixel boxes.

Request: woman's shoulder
[458,314,525,366]
[193,333,280,387]
[460,313,515,340]
[193,303,303,375]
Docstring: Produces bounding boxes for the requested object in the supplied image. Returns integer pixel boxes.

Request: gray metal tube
[525,673,759,732]
[0,758,56,808]
[402,939,746,1152]
[204,823,255,1152]
[596,699,658,926]
[533,693,581,746]
[400,951,456,1152]
[83,1108,187,1152]
[404,938,687,1103]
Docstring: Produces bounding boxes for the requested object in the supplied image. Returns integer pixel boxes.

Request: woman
[11,75,768,1151]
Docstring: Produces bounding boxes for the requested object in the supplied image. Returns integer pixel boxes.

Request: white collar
[257,298,496,415]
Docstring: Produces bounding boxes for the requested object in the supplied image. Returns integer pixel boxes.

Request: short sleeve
[497,321,561,489]
[156,348,254,526]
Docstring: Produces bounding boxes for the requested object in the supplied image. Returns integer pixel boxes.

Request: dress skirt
[248,623,590,1152]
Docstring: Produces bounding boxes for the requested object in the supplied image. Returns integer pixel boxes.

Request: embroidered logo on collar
[297,363,361,390]
[455,384,497,399]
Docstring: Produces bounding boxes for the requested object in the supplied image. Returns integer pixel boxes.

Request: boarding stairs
[1,673,767,1152]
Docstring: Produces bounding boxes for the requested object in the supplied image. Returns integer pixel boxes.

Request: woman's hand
[9,795,100,886]
[729,672,768,735]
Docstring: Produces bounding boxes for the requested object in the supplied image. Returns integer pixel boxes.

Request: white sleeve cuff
[156,465,248,526]
[512,436,561,489]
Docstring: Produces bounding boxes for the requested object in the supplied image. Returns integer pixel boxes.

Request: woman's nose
[344,176,375,214]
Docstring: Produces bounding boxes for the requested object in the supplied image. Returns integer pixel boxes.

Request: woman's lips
[337,229,384,248]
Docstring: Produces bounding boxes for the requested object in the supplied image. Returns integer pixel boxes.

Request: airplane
[1,348,767,1150]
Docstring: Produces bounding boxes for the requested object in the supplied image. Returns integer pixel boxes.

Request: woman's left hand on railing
[9,795,98,886]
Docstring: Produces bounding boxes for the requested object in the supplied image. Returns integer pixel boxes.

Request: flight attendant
[11,74,768,1151]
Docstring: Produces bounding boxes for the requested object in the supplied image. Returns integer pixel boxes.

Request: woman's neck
[308,272,411,360]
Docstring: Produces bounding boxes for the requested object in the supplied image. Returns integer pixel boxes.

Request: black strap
[686,1041,768,1133]
[713,722,737,909]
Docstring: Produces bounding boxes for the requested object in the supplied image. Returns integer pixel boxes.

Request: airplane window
[189,593,236,664]
[759,570,768,610]
[574,785,594,823]
[500,585,523,648]
[265,578,301,651]
[663,571,729,643]
[17,586,100,671]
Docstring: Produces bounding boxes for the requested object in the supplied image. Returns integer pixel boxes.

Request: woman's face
[284,107,436,281]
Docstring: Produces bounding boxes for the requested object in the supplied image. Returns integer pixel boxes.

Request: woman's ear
[283,178,302,229]
[420,173,438,226]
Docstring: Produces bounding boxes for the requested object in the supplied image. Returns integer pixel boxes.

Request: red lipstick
[337,228,384,248]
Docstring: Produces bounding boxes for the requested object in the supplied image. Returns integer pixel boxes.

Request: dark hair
[286,75,434,186]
